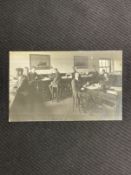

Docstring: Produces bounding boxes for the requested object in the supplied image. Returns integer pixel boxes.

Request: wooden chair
[52,85,59,102]
[49,83,60,102]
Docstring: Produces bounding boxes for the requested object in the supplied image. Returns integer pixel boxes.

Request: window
[99,58,111,73]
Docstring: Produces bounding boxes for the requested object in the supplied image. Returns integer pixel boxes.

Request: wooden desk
[79,85,122,114]
[10,76,76,109]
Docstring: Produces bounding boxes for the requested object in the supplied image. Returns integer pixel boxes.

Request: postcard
[9,51,122,121]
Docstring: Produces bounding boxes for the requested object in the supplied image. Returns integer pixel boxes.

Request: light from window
[99,59,111,73]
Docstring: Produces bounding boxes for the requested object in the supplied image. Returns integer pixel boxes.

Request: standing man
[72,66,81,90]
[28,67,38,83]
[28,67,39,109]
[71,67,81,110]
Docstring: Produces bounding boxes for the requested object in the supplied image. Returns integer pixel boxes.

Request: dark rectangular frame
[74,56,88,68]
[30,54,51,70]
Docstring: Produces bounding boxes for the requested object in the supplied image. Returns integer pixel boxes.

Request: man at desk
[16,67,37,98]
[87,69,99,85]
[100,69,109,90]
[49,68,61,100]
[12,68,29,107]
[101,69,109,81]
[15,68,25,88]
[18,67,30,94]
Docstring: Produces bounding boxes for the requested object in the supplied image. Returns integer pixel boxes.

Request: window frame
[99,58,111,73]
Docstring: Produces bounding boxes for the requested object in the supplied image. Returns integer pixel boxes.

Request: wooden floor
[9,95,121,122]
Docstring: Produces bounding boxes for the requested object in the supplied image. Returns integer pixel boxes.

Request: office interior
[9,51,122,121]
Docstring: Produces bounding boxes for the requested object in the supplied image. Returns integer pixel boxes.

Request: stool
[51,85,59,102]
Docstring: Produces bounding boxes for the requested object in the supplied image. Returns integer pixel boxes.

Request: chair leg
[73,95,77,112]
[52,87,54,102]
[49,85,53,101]
[77,96,80,112]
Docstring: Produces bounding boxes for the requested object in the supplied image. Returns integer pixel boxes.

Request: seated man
[15,68,25,89]
[100,69,109,90]
[87,69,99,85]
[101,69,109,81]
[18,67,30,96]
[49,68,61,100]
[14,68,29,105]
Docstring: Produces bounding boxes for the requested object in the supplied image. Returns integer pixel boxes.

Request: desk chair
[52,85,59,102]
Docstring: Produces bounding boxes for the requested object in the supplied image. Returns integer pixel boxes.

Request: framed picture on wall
[74,56,88,68]
[30,54,50,69]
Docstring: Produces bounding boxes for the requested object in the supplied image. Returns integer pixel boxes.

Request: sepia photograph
[9,51,122,122]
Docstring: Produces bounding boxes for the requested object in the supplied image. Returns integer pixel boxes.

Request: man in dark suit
[72,66,81,91]
[71,67,81,110]
[28,67,39,108]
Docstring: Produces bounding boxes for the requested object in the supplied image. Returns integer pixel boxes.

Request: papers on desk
[106,90,118,95]
[81,87,85,91]
[106,86,122,95]
[86,83,101,90]
[41,77,51,81]
[110,86,122,92]
[62,76,72,79]
[36,69,52,75]
[106,87,122,95]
